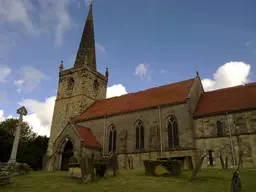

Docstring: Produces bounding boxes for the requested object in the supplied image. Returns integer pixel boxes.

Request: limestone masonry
[44,4,256,171]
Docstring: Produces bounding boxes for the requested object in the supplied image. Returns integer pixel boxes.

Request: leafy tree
[0,128,14,162]
[17,136,49,170]
[0,118,49,170]
[0,118,37,140]
[0,126,49,170]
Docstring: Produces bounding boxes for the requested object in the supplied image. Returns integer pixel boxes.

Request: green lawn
[1,168,256,192]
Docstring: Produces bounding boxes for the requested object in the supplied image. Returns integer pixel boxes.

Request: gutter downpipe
[226,112,236,167]
[158,106,163,158]
[103,116,107,155]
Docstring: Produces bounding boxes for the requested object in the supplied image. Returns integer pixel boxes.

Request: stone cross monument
[8,106,28,164]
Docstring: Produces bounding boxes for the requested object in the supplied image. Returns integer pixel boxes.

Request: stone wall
[78,102,195,168]
[47,66,107,155]
[117,150,196,169]
[194,110,256,168]
[75,77,205,169]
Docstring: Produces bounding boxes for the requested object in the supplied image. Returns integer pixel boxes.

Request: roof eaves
[193,107,256,119]
[83,143,102,150]
[73,99,188,123]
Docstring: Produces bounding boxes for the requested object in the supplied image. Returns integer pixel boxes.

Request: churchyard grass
[1,168,256,192]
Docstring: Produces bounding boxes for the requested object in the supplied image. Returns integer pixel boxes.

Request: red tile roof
[75,125,101,149]
[73,78,195,122]
[194,82,256,117]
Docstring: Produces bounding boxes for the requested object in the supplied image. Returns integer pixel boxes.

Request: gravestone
[68,156,81,178]
[105,152,119,176]
[230,171,241,192]
[80,157,95,183]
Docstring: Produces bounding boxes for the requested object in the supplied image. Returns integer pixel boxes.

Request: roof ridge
[245,82,256,86]
[204,84,244,93]
[101,78,195,102]
[72,77,196,122]
[194,81,256,117]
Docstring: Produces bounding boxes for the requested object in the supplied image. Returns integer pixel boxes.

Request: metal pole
[158,106,163,158]
[226,112,236,167]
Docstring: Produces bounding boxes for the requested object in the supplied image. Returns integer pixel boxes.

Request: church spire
[74,3,96,71]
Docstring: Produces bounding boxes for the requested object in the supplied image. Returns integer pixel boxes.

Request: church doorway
[61,139,74,171]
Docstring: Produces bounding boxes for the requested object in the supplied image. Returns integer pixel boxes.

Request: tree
[0,126,49,170]
[0,118,36,140]
[17,136,49,170]
[0,128,14,162]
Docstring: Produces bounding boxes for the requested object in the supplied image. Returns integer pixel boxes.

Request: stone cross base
[0,162,30,177]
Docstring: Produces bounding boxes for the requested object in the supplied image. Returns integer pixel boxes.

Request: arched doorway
[61,139,74,171]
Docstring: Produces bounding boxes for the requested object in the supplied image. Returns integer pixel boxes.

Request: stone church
[44,4,256,171]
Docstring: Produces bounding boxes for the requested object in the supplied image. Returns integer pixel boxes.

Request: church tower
[47,4,108,155]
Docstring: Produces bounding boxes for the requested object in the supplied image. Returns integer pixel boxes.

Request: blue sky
[0,0,255,135]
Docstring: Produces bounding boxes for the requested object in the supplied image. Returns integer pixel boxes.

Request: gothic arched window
[217,121,223,136]
[167,116,179,148]
[135,120,145,150]
[108,125,117,152]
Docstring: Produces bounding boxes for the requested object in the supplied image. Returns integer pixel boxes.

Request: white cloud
[246,40,252,47]
[202,61,251,91]
[2,61,252,137]
[0,109,13,122]
[14,80,24,93]
[0,0,74,46]
[96,43,106,53]
[18,96,56,136]
[0,66,12,82]
[19,83,127,135]
[160,69,165,74]
[38,0,74,45]
[0,96,56,137]
[135,63,148,77]
[1,83,127,136]
[0,0,37,35]
[14,66,48,93]
[245,39,256,55]
[0,110,5,122]
[107,84,127,98]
